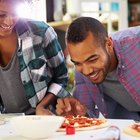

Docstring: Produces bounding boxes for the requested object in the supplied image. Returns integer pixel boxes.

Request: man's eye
[89,58,97,62]
[75,63,80,66]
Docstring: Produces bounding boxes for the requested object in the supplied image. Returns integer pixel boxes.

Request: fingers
[63,98,72,112]
[56,97,77,116]
[44,109,54,115]
[75,103,87,116]
[36,106,54,115]
[56,97,87,116]
[56,99,64,115]
[56,98,70,115]
[69,98,87,116]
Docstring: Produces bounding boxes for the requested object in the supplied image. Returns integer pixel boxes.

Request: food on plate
[58,115,109,131]
[123,123,140,137]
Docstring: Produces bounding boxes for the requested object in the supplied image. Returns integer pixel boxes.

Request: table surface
[0,115,139,140]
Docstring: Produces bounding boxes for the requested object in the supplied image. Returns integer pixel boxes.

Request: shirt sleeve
[73,70,98,117]
[43,25,70,97]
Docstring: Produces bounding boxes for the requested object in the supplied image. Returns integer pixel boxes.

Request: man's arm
[73,70,98,117]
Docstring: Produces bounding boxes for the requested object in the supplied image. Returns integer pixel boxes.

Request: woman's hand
[36,104,54,115]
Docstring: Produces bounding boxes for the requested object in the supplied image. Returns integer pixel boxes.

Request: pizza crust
[124,124,140,137]
[95,121,110,129]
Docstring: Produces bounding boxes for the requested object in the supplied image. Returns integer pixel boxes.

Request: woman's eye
[0,13,18,19]
[0,14,6,18]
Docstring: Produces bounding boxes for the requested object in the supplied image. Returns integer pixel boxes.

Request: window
[17,0,46,22]
[80,0,128,33]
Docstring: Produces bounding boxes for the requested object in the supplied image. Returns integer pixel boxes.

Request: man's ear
[105,37,113,53]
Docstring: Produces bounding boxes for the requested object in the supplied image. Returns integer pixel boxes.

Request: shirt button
[122,65,125,69]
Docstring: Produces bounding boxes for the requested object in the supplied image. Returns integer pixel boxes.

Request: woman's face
[0,1,19,37]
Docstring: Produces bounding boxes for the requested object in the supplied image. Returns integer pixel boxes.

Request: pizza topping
[124,123,140,137]
[60,115,107,129]
[131,123,140,132]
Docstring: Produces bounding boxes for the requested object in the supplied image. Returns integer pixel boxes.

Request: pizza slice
[123,123,140,137]
[59,115,109,131]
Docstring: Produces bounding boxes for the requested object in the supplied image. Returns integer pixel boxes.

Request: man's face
[0,2,19,37]
[68,32,112,84]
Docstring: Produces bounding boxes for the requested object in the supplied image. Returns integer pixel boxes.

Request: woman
[0,0,70,115]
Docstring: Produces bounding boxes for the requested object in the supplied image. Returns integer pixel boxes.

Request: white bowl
[10,115,64,139]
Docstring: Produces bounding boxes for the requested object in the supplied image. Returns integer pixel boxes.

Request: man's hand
[56,97,87,116]
[36,104,54,115]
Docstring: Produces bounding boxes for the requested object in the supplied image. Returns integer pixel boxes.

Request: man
[0,0,70,115]
[56,17,140,119]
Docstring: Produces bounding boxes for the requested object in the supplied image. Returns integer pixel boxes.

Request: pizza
[123,123,140,137]
[58,115,109,131]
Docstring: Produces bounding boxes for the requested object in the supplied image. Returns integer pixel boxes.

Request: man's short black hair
[66,16,108,46]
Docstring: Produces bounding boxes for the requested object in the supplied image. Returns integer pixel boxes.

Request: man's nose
[81,64,93,76]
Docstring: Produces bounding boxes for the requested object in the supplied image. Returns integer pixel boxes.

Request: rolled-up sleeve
[44,26,70,97]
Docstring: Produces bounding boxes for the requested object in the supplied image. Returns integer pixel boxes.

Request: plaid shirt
[73,26,140,118]
[16,19,70,108]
